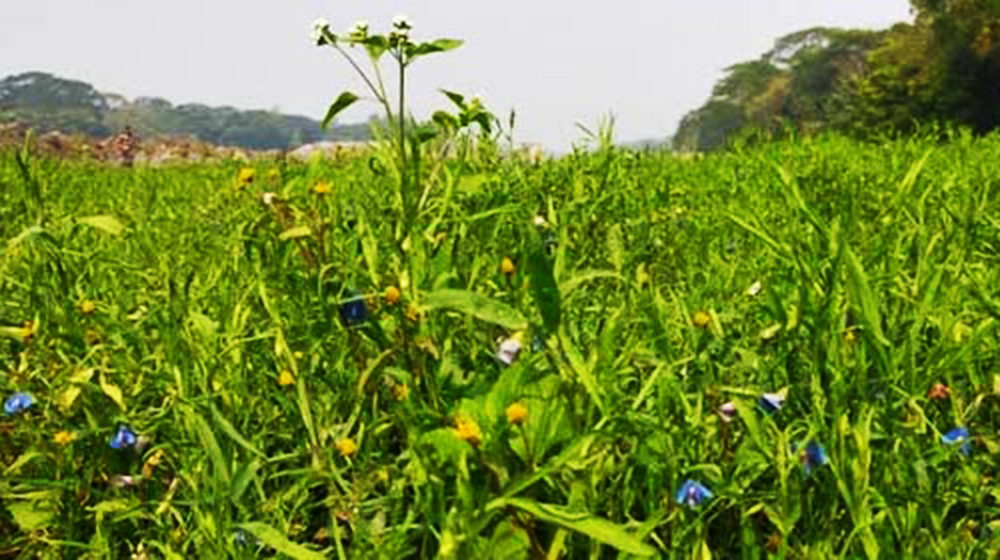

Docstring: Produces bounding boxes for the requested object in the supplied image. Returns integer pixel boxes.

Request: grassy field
[2,130,1000,559]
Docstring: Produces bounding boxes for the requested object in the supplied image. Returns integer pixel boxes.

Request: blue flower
[4,392,33,415]
[339,289,368,326]
[942,427,972,455]
[758,391,785,414]
[799,441,828,475]
[675,479,713,508]
[110,426,138,449]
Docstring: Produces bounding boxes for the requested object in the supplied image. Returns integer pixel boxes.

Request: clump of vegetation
[3,13,1000,560]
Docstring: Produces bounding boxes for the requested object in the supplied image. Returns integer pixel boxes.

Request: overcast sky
[0,1,913,150]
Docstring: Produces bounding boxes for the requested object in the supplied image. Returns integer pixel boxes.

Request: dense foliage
[0,72,371,150]
[675,1,1000,151]
[3,128,1000,558]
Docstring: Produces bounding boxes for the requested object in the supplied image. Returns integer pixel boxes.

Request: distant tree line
[0,72,371,149]
[674,0,1000,151]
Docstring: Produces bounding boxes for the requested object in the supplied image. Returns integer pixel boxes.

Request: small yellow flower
[54,430,76,445]
[501,256,516,276]
[384,286,401,305]
[393,383,410,401]
[336,437,358,457]
[278,370,295,386]
[313,181,333,195]
[454,416,483,447]
[506,403,528,426]
[692,311,711,328]
[80,300,96,315]
[237,167,255,187]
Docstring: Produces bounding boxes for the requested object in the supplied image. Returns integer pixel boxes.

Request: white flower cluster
[389,14,413,44]
[311,17,332,46]
[349,20,370,41]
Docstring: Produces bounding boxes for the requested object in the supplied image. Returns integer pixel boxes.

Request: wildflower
[4,392,33,415]
[719,401,737,423]
[692,311,711,328]
[758,390,786,414]
[278,370,295,386]
[311,17,332,45]
[237,167,254,187]
[54,430,76,445]
[497,333,524,365]
[313,181,332,195]
[501,256,516,276]
[533,215,547,227]
[746,281,762,297]
[942,427,972,455]
[798,441,828,475]
[455,416,483,447]
[110,425,138,449]
[80,300,96,314]
[340,289,368,326]
[384,286,401,305]
[349,20,369,41]
[110,475,137,489]
[675,479,713,508]
[927,383,950,400]
[392,383,410,401]
[336,437,358,457]
[392,14,413,30]
[506,403,528,426]
[261,192,277,206]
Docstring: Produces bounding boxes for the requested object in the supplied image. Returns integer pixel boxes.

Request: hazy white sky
[0,1,913,150]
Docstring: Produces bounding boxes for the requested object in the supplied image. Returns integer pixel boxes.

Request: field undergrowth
[3,130,1000,558]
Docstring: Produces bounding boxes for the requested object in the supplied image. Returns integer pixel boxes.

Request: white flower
[392,14,413,30]
[746,280,762,297]
[262,192,277,205]
[497,335,523,365]
[533,215,547,227]
[350,20,369,39]
[311,17,331,45]
[719,401,737,423]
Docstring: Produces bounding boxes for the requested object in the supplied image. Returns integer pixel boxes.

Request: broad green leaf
[0,325,32,341]
[4,451,42,476]
[210,405,265,458]
[78,215,125,236]
[844,246,889,346]
[527,229,561,334]
[99,372,126,412]
[6,500,54,532]
[423,289,528,330]
[279,226,312,241]
[496,498,656,556]
[361,35,389,60]
[355,206,380,286]
[320,91,359,130]
[57,368,95,412]
[184,406,230,484]
[440,89,466,110]
[238,522,327,560]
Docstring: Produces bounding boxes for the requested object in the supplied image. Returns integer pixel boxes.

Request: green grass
[3,130,1000,559]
